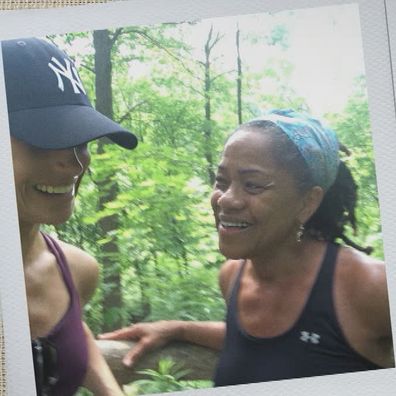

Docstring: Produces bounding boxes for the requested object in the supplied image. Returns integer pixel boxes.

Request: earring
[73,147,84,173]
[296,224,304,243]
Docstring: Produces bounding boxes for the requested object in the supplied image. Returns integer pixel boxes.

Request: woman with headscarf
[101,109,393,385]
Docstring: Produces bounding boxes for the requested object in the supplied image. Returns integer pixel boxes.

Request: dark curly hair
[235,120,371,254]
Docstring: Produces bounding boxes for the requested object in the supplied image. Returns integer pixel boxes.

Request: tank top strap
[41,233,76,301]
[303,242,340,318]
[38,233,89,395]
[227,260,247,306]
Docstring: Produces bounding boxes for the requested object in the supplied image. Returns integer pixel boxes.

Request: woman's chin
[219,244,246,260]
[42,211,73,226]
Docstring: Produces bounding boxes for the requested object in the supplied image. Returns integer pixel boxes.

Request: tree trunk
[93,29,123,331]
[203,26,217,186]
[128,260,151,323]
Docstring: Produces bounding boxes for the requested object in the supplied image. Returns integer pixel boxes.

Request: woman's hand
[99,321,182,367]
[99,320,226,368]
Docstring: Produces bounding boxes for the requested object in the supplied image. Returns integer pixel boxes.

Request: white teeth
[221,221,250,228]
[35,184,74,194]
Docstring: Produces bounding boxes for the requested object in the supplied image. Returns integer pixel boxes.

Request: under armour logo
[300,331,320,344]
[48,56,86,95]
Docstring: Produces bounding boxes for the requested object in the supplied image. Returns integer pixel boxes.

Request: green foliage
[135,358,190,394]
[267,24,289,49]
[124,358,212,395]
[325,76,383,258]
[51,16,382,341]
[129,263,225,322]
[76,388,93,396]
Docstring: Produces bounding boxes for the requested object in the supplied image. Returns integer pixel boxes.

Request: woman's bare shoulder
[218,259,244,300]
[337,246,390,334]
[57,239,99,306]
[337,246,386,289]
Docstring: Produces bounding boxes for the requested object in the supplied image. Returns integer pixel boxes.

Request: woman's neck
[248,238,323,283]
[18,222,45,266]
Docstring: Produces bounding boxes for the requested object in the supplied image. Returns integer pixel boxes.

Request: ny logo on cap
[48,56,86,95]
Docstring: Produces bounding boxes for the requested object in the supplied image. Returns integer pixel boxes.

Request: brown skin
[334,247,393,367]
[99,320,226,368]
[100,129,393,371]
[12,137,124,395]
[219,248,393,368]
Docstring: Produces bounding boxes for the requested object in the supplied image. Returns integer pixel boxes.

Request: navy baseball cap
[1,37,138,150]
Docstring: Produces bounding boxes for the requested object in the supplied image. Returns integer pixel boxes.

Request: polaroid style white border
[0,0,395,395]
[385,0,396,102]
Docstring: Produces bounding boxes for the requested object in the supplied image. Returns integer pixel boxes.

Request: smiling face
[211,128,312,260]
[11,137,90,227]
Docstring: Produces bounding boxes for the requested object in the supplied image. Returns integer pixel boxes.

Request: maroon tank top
[32,233,88,395]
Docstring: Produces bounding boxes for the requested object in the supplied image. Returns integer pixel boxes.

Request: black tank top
[214,243,381,386]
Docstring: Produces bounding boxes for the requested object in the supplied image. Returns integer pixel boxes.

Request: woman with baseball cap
[2,37,137,395]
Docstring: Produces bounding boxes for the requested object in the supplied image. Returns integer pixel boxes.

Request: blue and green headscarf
[251,109,340,191]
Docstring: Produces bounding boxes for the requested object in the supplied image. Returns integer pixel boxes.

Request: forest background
[43,4,383,390]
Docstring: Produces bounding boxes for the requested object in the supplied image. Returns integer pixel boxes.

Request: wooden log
[96,340,219,385]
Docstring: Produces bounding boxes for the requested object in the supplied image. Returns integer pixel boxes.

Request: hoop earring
[296,224,305,243]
